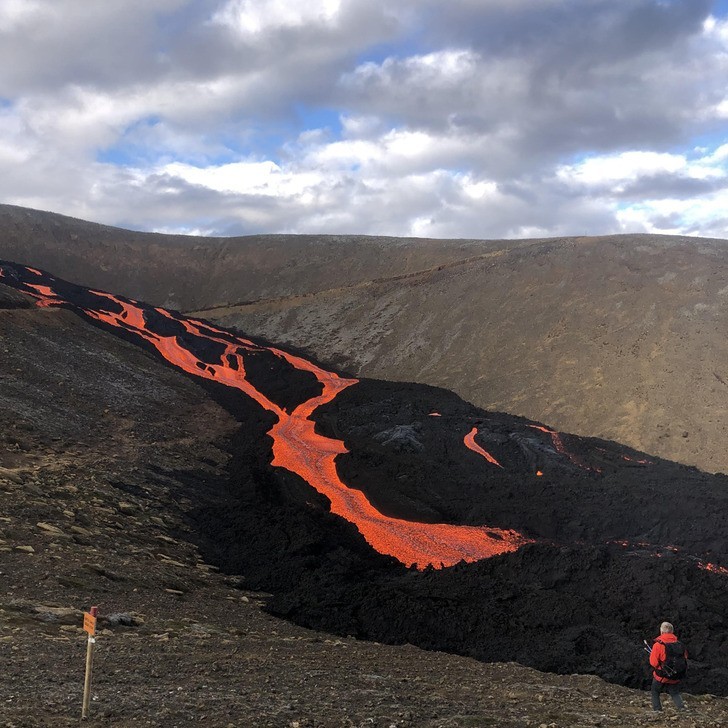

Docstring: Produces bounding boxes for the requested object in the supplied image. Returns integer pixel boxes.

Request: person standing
[649,621,688,712]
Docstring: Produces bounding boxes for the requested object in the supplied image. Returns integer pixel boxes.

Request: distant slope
[196,234,728,474]
[0,203,529,310]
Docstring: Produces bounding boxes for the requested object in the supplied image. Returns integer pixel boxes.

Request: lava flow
[1,263,532,568]
[464,427,502,467]
[528,424,601,473]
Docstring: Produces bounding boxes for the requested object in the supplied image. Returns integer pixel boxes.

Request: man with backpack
[649,621,688,712]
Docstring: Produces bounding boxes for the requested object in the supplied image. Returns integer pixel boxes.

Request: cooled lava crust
[3,260,728,693]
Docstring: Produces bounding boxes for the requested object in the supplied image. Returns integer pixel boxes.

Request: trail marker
[81,606,98,720]
[83,611,96,636]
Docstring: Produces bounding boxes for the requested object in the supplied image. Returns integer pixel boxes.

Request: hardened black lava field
[4,260,728,701]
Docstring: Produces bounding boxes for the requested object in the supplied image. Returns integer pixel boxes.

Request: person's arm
[650,641,663,670]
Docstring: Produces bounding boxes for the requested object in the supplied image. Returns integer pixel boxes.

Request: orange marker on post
[81,606,98,720]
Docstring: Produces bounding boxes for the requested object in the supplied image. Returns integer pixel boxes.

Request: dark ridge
[0,281,32,309]
[267,541,728,695]
[142,306,189,337]
[314,379,728,557]
[188,367,728,697]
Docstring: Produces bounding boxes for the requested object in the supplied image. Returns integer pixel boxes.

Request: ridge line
[183,242,556,317]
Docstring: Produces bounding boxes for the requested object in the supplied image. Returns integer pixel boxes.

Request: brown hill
[2,204,728,474]
[0,203,519,309]
[196,234,728,474]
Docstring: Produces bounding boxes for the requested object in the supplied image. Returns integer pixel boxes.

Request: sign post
[81,606,98,720]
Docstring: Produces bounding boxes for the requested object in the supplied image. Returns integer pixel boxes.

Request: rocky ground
[3,283,728,726]
[4,466,728,728]
[4,499,728,728]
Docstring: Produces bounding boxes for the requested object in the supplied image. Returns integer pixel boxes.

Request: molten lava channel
[528,424,601,473]
[2,265,531,568]
[464,427,502,467]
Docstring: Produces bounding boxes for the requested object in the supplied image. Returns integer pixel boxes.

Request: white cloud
[703,144,728,165]
[615,191,728,236]
[0,0,48,30]
[557,150,726,190]
[160,159,323,198]
[301,127,478,178]
[555,146,728,236]
[0,0,727,241]
[343,49,479,90]
[212,0,343,35]
[111,126,615,239]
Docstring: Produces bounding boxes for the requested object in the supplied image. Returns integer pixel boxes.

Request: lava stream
[464,427,502,467]
[3,264,532,568]
[528,424,600,473]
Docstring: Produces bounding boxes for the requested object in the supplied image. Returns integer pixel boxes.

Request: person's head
[660,622,674,634]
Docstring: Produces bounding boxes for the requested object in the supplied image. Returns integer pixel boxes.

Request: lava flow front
[464,427,502,467]
[0,263,531,568]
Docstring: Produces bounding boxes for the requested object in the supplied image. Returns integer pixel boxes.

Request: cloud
[211,0,344,35]
[0,0,727,240]
[556,151,725,190]
[554,146,728,234]
[339,3,728,169]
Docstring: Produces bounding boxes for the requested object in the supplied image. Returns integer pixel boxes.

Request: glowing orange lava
[622,454,653,465]
[464,427,502,468]
[596,446,653,466]
[24,283,58,300]
[528,424,600,473]
[609,540,728,577]
[11,267,532,569]
[698,561,728,576]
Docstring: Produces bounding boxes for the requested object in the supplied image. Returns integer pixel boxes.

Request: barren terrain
[198,235,728,475]
[3,275,728,726]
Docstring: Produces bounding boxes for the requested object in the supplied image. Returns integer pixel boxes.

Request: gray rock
[373,424,425,452]
[32,605,83,624]
[105,612,145,627]
[36,522,64,535]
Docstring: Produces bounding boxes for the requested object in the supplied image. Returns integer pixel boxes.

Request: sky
[1,0,728,240]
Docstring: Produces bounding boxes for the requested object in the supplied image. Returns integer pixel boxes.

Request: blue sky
[0,0,727,239]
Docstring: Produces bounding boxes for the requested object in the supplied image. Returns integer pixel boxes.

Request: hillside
[0,203,518,310]
[196,234,728,474]
[3,205,728,475]
[5,266,728,724]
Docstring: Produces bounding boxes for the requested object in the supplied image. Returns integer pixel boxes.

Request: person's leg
[651,679,663,711]
[666,683,685,709]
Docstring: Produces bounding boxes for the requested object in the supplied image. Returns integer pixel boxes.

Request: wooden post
[81,606,98,720]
